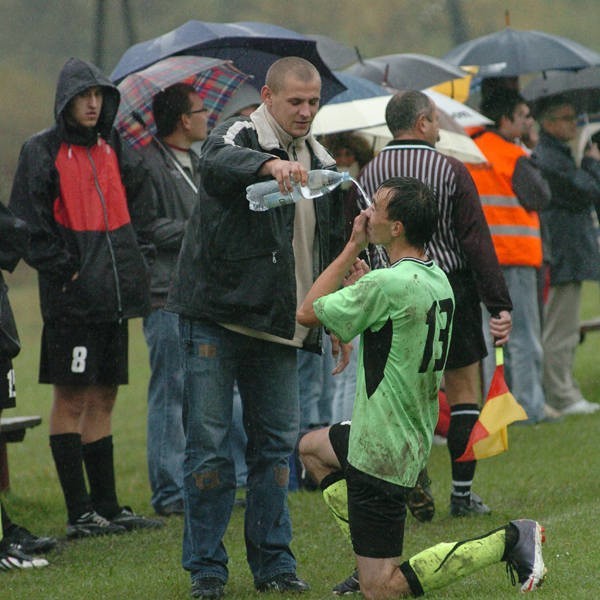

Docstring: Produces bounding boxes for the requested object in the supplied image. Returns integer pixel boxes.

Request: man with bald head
[166,56,344,598]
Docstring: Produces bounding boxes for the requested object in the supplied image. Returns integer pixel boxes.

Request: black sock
[50,433,92,523]
[447,404,479,498]
[82,435,120,519]
[1,501,13,535]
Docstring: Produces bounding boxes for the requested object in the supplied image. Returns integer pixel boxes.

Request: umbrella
[116,55,249,149]
[522,66,600,115]
[443,27,600,77]
[311,71,392,135]
[345,53,467,91]
[110,20,345,103]
[311,77,490,164]
[305,33,358,70]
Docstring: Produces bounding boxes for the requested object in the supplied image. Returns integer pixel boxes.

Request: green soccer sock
[400,525,511,595]
[321,471,350,540]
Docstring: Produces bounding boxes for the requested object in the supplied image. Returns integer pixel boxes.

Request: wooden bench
[579,316,600,343]
[0,415,42,492]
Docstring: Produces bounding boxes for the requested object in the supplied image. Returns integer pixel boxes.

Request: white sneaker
[560,399,600,416]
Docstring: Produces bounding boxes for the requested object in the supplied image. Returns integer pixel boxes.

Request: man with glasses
[533,95,600,416]
[140,83,208,517]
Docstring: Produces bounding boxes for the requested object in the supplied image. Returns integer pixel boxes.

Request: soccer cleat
[407,469,435,522]
[256,572,311,593]
[191,577,225,599]
[505,519,546,592]
[109,506,164,531]
[332,569,360,595]
[66,510,126,539]
[450,492,491,517]
[3,524,57,554]
[0,543,48,570]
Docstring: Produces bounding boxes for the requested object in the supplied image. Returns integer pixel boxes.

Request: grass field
[2,263,600,599]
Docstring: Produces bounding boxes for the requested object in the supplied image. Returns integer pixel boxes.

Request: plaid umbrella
[116,55,249,148]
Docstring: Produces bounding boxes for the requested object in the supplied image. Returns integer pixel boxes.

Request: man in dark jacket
[141,83,207,517]
[166,56,345,599]
[533,95,600,416]
[9,57,161,537]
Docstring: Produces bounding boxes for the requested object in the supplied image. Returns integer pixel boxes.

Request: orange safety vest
[467,130,542,268]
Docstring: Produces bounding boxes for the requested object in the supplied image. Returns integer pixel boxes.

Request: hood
[54,57,120,143]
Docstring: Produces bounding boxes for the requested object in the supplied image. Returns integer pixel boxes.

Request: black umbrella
[110,20,345,103]
[443,27,600,77]
[522,66,600,115]
[345,53,466,90]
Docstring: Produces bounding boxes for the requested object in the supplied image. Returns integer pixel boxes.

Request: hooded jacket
[166,108,345,351]
[9,57,154,323]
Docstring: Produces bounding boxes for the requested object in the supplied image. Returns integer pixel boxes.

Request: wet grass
[2,264,600,599]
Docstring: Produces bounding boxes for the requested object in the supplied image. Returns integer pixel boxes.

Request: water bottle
[246,169,351,211]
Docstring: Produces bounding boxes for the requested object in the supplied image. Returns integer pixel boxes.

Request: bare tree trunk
[94,0,106,70]
[447,0,469,45]
[122,0,137,46]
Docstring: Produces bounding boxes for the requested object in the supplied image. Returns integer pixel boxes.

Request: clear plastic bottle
[246,169,351,211]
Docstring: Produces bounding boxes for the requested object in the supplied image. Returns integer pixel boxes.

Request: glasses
[187,108,208,115]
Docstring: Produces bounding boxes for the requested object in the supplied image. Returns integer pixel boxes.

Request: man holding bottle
[166,56,345,599]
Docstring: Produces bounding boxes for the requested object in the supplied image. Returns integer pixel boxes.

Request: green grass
[2,263,600,599]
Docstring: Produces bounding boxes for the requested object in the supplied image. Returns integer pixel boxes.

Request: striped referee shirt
[359,139,511,313]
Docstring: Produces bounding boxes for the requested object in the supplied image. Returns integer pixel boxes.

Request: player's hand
[490,310,511,346]
[330,334,352,375]
[343,258,370,286]
[349,210,370,251]
[259,158,308,193]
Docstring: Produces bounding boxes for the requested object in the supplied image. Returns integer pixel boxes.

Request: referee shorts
[444,270,487,370]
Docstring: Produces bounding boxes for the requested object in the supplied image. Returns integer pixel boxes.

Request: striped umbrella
[116,55,250,148]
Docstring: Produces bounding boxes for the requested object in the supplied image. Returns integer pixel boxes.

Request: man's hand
[489,310,512,346]
[343,258,370,287]
[584,141,600,161]
[348,210,370,254]
[330,334,352,375]
[258,158,308,194]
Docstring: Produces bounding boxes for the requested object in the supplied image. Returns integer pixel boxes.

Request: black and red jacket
[9,57,154,324]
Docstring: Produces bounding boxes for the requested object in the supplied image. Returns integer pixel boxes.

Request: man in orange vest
[467,88,551,423]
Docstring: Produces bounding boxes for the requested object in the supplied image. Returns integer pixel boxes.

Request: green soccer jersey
[314,257,454,487]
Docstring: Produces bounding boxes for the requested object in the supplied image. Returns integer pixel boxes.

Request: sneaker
[3,524,57,554]
[505,519,546,592]
[110,506,163,531]
[407,468,435,522]
[332,569,360,595]
[256,572,310,593]
[155,499,184,516]
[0,543,49,570]
[191,577,225,599]
[450,492,491,517]
[66,510,126,539]
[560,399,600,416]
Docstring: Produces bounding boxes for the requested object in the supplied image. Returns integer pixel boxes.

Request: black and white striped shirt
[359,140,511,313]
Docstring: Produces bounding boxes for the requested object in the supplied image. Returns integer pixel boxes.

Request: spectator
[468,88,552,423]
[533,95,600,416]
[166,56,345,598]
[141,83,208,517]
[9,57,162,538]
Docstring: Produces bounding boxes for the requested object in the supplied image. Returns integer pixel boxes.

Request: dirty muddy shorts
[329,422,411,558]
[39,321,128,386]
[0,358,16,409]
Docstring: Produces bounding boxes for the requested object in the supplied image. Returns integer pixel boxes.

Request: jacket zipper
[87,145,124,322]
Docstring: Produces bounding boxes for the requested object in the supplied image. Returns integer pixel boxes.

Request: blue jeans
[482,266,545,422]
[297,334,335,430]
[143,309,185,511]
[180,319,299,585]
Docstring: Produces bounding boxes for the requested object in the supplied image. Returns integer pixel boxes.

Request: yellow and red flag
[457,347,527,462]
